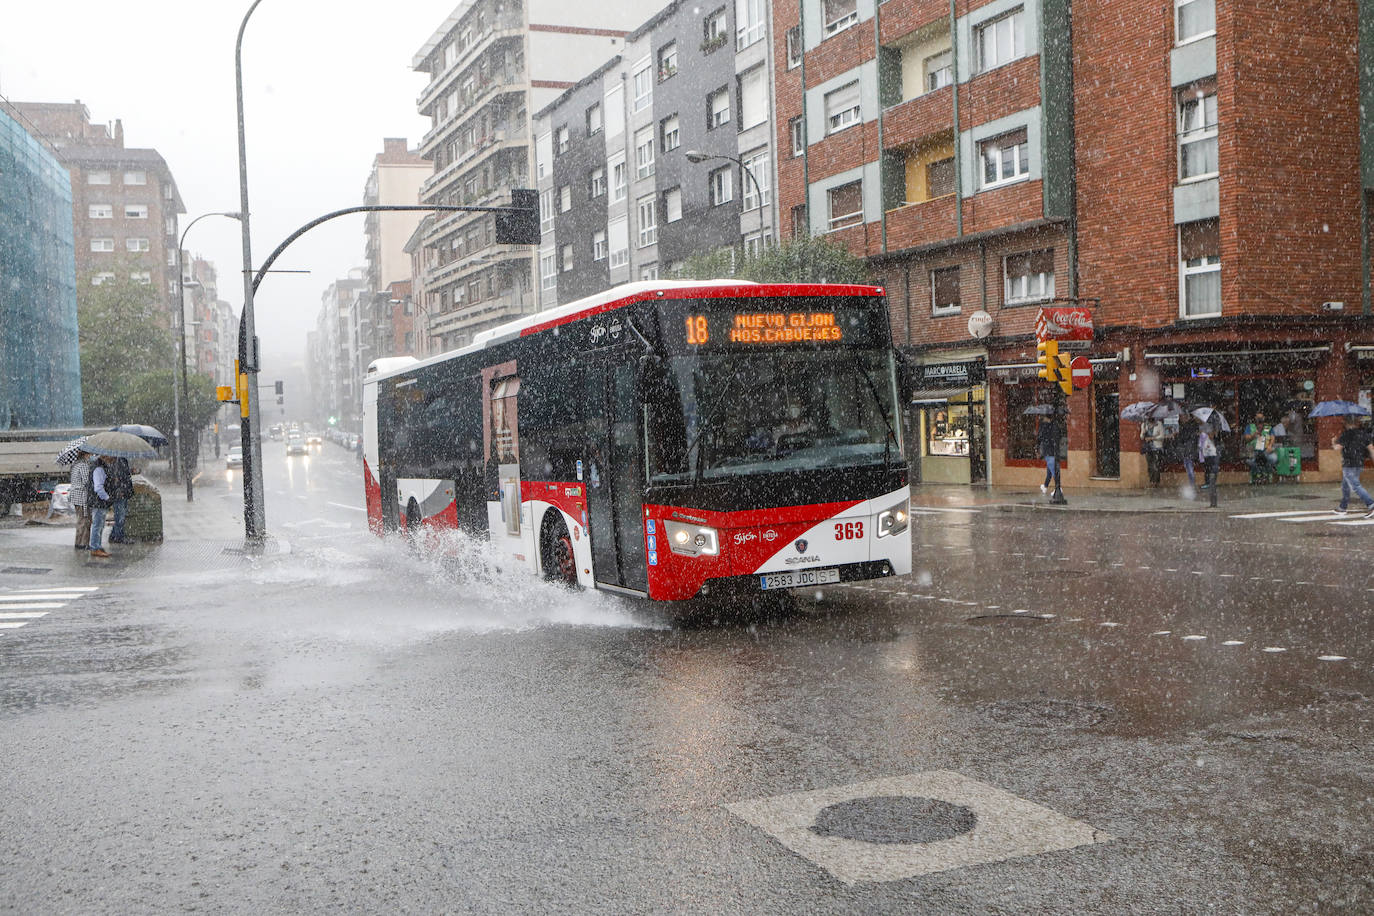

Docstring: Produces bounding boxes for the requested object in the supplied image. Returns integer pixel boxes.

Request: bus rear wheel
[540,515,578,588]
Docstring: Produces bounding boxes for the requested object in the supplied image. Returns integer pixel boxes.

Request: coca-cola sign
[1035,307,1094,342]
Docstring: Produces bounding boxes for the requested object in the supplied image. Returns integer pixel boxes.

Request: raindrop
[1222,640,1244,646]
[1262,647,1287,653]
[1317,655,1347,662]
[1100,622,1121,628]
[1151,630,1172,636]
[1182,634,1207,641]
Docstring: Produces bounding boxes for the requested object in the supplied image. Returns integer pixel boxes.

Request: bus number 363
[835,521,864,540]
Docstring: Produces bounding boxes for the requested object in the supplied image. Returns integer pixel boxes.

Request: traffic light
[1036,339,1060,382]
[274,380,284,395]
[494,188,540,245]
[1056,352,1074,397]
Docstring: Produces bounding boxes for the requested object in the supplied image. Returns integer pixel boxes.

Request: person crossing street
[1332,417,1374,517]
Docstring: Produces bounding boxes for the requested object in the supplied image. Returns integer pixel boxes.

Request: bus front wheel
[540,515,579,588]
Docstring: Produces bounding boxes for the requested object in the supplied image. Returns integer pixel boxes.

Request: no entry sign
[1070,356,1093,389]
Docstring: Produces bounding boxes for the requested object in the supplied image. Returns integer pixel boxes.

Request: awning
[909,386,971,404]
[1143,345,1331,360]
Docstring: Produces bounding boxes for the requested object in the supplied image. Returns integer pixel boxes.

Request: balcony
[420,129,527,199]
[419,72,526,154]
[416,18,524,115]
[882,85,952,151]
[425,240,530,286]
[884,194,958,251]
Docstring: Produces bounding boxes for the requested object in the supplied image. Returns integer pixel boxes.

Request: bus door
[585,363,648,593]
[487,374,524,550]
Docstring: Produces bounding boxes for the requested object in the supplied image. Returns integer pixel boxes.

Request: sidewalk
[0,466,288,583]
[911,481,1344,515]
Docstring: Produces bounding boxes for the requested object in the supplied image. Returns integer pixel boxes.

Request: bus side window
[642,359,688,478]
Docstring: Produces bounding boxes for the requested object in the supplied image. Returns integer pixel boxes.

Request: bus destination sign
[685,311,843,346]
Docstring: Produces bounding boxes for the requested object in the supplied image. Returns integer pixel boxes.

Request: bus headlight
[664,520,719,557]
[876,500,910,538]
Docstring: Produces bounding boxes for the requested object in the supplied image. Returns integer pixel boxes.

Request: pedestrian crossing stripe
[0,585,99,633]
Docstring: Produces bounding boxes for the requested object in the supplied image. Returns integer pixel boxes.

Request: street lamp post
[236,0,269,542]
[685,150,767,253]
[176,211,242,503]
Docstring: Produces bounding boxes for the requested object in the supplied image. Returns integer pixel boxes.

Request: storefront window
[1005,384,1064,461]
[927,403,972,456]
[1160,374,1318,465]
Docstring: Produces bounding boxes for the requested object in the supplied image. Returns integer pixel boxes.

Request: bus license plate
[760,567,840,590]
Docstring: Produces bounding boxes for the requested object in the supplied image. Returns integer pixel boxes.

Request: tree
[124,370,221,471]
[77,261,176,424]
[670,234,871,285]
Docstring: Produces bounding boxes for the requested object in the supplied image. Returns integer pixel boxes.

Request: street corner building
[771,0,1374,489]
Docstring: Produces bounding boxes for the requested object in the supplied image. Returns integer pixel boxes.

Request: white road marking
[1182,634,1207,641]
[1333,518,1374,526]
[0,622,28,629]
[1229,510,1337,519]
[0,602,64,610]
[1279,514,1351,524]
[15,586,99,593]
[1221,640,1244,646]
[1262,647,1287,653]
[0,594,84,602]
[1317,655,1348,662]
[1151,631,1172,636]
[0,612,49,620]
[1100,622,1121,628]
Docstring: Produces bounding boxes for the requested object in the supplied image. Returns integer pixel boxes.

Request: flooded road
[1,450,1370,912]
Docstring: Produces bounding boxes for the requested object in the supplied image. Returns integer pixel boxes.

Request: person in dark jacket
[1037,415,1062,496]
[1175,415,1201,490]
[88,455,115,558]
[107,457,135,543]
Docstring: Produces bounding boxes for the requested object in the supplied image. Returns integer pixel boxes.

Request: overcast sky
[0,0,456,367]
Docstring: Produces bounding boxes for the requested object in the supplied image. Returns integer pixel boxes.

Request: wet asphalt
[1,444,1371,914]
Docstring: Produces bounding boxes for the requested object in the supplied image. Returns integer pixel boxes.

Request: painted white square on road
[727,771,1112,885]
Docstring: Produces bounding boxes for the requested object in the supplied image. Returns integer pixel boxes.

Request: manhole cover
[966,614,1052,627]
[809,796,977,845]
[1,567,50,575]
[984,699,1115,730]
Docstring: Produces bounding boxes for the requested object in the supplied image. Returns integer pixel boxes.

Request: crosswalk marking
[0,585,98,634]
[1229,510,1334,519]
[1229,508,1372,529]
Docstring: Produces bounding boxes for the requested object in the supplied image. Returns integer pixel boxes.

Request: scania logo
[762,529,778,542]
[795,539,808,553]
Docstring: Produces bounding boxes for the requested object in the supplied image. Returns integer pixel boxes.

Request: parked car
[226,446,244,469]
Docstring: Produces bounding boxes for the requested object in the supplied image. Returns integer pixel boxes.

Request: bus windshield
[645,347,902,484]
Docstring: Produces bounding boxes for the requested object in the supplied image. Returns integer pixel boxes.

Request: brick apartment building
[774,0,1372,489]
[3,102,185,330]
[360,138,429,360]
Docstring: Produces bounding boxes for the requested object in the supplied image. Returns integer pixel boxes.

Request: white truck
[0,428,103,514]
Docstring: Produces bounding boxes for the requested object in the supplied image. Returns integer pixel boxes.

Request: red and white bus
[363,280,911,603]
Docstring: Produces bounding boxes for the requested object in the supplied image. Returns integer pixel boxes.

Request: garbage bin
[1273,446,1301,478]
[124,478,163,543]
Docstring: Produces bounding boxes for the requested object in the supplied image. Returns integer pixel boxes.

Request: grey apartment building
[412,0,662,352]
[535,0,777,307]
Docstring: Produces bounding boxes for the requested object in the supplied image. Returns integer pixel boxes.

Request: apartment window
[980,128,1030,187]
[1004,249,1055,304]
[593,230,607,261]
[709,87,731,129]
[536,131,552,178]
[791,204,809,238]
[88,170,111,185]
[789,116,806,156]
[739,67,767,129]
[555,126,569,154]
[609,216,629,267]
[823,0,858,36]
[638,195,658,247]
[709,166,733,205]
[658,42,678,81]
[931,266,961,315]
[130,271,151,285]
[124,170,146,185]
[167,250,176,266]
[557,185,571,213]
[927,157,955,198]
[925,50,953,92]
[540,188,555,229]
[635,127,655,180]
[540,252,557,289]
[1176,0,1215,43]
[632,58,653,111]
[1178,88,1218,181]
[661,114,680,152]
[705,7,728,44]
[640,263,660,281]
[611,153,627,201]
[786,26,802,68]
[91,272,116,285]
[741,149,771,209]
[165,217,176,234]
[825,81,861,134]
[561,243,575,272]
[826,181,863,230]
[976,8,1025,72]
[125,204,148,219]
[1180,219,1221,317]
[735,0,765,50]
[89,204,113,219]
[126,237,150,252]
[586,103,603,135]
[665,187,683,222]
[744,230,773,256]
[590,167,606,198]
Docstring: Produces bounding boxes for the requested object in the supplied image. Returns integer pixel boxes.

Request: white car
[286,436,308,456]
[226,446,244,468]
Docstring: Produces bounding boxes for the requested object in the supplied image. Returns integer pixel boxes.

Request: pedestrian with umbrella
[1314,401,1374,517]
[64,443,94,551]
[80,431,159,558]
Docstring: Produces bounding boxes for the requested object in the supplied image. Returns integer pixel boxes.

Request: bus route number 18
[686,315,709,345]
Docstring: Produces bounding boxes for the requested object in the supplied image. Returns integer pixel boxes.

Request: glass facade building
[0,108,82,428]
